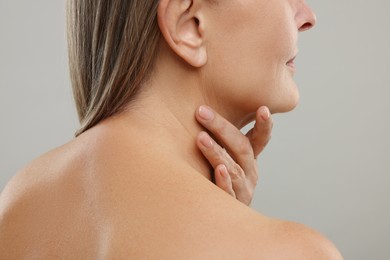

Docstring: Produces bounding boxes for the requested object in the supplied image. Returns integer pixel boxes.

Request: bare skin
[0,113,342,259]
[196,105,273,206]
[0,0,344,258]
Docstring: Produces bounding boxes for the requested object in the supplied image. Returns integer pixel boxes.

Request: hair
[66,0,161,136]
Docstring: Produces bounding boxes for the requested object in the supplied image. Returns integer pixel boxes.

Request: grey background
[1,1,389,259]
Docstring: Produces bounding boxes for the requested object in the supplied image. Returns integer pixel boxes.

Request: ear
[158,0,207,67]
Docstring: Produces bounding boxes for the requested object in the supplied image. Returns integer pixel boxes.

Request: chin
[239,91,299,128]
[270,89,300,114]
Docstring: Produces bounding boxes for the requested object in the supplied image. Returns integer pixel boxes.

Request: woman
[0,0,343,259]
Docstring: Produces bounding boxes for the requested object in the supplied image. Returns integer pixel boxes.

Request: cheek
[203,4,298,113]
[203,52,299,114]
[202,57,273,111]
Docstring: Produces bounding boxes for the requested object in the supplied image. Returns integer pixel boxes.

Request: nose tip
[298,4,317,32]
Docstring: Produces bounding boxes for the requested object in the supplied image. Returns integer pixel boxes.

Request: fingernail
[260,106,270,121]
[219,165,228,178]
[198,106,214,121]
[199,132,213,148]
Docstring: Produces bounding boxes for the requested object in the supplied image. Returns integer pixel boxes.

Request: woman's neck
[108,47,253,182]
[118,90,214,182]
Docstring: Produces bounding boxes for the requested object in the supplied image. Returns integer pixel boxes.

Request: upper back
[0,136,104,258]
[0,125,342,259]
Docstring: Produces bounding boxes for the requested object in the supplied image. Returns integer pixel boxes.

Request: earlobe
[157,0,207,67]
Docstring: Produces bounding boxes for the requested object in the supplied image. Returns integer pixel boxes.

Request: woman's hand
[195,105,273,206]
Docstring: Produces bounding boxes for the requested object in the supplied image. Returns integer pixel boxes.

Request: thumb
[246,106,273,158]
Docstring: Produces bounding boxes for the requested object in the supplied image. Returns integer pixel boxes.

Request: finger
[197,131,250,193]
[196,106,255,173]
[225,162,254,206]
[214,164,236,198]
[216,161,253,205]
[246,106,273,158]
[197,132,254,205]
[197,131,233,170]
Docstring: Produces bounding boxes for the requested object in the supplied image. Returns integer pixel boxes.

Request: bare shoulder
[0,123,179,258]
[263,219,344,259]
[0,137,100,258]
[99,161,343,259]
[89,141,343,259]
[0,125,343,259]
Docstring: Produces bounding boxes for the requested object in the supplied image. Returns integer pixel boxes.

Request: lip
[286,55,297,70]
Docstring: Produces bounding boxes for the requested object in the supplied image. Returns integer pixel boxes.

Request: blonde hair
[66,0,161,136]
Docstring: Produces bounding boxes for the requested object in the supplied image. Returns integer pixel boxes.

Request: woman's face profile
[201,0,316,115]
